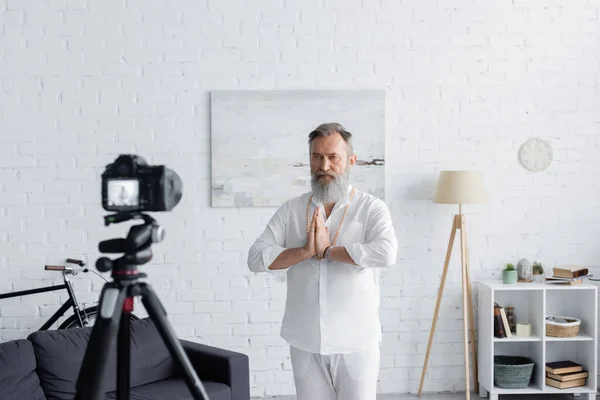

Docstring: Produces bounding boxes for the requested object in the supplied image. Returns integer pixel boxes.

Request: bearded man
[247,122,398,400]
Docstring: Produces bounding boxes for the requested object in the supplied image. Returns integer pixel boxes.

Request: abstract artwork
[210,90,386,207]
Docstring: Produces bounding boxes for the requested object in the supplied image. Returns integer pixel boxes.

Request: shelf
[481,280,596,291]
[546,341,596,381]
[493,288,544,339]
[546,334,594,342]
[494,334,596,342]
[545,284,597,291]
[478,280,598,398]
[544,385,597,394]
[491,385,597,395]
[494,336,541,342]
[484,281,546,291]
[491,384,542,394]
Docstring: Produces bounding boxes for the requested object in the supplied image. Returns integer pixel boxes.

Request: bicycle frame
[0,271,85,330]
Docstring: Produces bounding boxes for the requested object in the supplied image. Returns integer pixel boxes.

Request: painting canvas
[210,90,386,208]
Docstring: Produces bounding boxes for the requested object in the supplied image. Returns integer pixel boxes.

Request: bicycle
[0,258,139,330]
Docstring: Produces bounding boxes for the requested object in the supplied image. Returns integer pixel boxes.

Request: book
[545,377,586,389]
[545,277,584,285]
[499,306,512,337]
[493,303,505,338]
[546,370,588,382]
[553,265,589,279]
[546,275,584,281]
[546,361,583,375]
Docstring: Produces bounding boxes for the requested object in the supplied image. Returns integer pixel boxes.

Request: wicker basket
[494,355,535,389]
[546,316,581,338]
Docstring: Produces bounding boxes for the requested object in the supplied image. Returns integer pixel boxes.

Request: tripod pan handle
[67,258,86,266]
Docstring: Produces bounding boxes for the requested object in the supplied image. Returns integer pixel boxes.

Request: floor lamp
[418,170,489,400]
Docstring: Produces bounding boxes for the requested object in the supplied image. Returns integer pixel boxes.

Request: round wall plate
[518,138,553,172]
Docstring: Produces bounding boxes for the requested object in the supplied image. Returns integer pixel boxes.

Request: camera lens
[165,168,183,209]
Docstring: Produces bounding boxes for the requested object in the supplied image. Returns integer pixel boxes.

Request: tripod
[74,212,210,400]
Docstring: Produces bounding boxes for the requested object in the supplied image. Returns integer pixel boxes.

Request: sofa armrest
[180,339,250,400]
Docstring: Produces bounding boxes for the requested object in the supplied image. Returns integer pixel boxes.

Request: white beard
[311,169,350,204]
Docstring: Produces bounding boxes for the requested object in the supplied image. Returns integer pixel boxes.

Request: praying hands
[314,208,331,258]
[304,207,331,260]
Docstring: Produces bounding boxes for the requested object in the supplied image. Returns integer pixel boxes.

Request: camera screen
[107,179,139,207]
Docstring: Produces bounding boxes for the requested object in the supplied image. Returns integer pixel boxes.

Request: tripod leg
[461,216,478,392]
[75,282,127,400]
[117,297,134,400]
[418,215,457,397]
[460,216,470,400]
[139,283,210,400]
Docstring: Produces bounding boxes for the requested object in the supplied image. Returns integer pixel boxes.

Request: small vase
[503,269,518,284]
[533,273,544,283]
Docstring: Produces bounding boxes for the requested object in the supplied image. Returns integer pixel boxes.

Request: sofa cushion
[105,378,231,400]
[0,339,47,400]
[27,318,177,399]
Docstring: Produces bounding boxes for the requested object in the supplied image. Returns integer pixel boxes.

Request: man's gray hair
[308,122,353,155]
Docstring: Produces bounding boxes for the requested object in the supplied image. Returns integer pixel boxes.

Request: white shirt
[247,184,398,355]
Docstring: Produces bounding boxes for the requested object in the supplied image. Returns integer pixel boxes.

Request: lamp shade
[433,170,489,204]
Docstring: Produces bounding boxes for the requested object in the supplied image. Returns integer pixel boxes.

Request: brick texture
[1,0,600,396]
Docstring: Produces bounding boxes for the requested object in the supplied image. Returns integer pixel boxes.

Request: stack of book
[545,361,588,389]
[493,302,512,338]
[545,265,591,285]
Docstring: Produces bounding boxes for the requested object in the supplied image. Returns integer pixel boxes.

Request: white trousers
[289,344,380,400]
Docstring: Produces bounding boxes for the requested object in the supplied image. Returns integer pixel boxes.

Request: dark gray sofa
[0,317,250,400]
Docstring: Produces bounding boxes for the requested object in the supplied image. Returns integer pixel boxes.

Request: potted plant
[532,261,544,283]
[503,263,518,284]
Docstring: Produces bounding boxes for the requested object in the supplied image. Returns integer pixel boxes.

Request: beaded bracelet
[323,245,334,261]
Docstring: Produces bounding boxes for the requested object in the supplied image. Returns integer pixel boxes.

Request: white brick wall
[1,0,600,396]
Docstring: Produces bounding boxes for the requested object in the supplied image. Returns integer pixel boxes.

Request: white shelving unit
[478,281,598,400]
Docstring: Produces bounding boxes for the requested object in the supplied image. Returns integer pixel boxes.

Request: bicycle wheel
[58,306,140,329]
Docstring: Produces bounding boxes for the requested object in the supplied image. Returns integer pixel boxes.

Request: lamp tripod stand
[418,204,478,399]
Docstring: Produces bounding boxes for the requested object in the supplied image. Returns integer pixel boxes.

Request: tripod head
[76,209,211,400]
[96,211,165,279]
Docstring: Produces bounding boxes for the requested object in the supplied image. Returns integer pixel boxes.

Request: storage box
[516,323,532,336]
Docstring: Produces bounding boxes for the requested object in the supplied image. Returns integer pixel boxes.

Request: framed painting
[210,90,385,207]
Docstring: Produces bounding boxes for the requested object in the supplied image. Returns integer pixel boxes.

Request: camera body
[101,154,182,213]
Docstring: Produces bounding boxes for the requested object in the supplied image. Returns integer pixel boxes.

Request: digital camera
[101,154,183,212]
